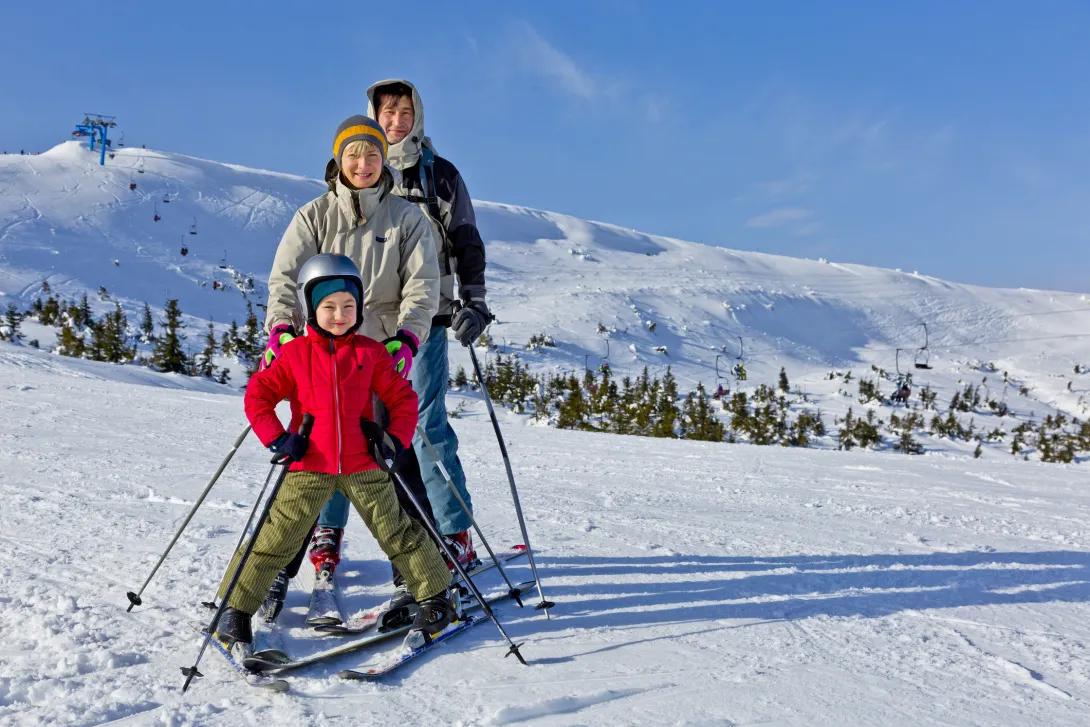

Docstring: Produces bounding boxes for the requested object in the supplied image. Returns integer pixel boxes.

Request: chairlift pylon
[914,323,933,370]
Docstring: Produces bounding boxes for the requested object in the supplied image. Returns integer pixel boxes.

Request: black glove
[360,418,404,473]
[269,432,308,464]
[452,298,491,347]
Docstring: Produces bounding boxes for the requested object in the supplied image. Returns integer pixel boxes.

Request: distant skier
[214,253,454,648]
[259,115,440,614]
[365,78,490,568]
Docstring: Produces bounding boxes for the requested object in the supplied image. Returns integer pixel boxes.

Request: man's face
[377,96,415,144]
[341,143,383,189]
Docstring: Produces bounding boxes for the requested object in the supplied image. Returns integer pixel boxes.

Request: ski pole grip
[299,412,315,439]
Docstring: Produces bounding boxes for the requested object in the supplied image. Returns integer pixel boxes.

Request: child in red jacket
[214,254,453,647]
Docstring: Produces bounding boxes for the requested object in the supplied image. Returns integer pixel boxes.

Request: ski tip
[513,544,527,552]
[337,669,374,680]
[534,600,555,611]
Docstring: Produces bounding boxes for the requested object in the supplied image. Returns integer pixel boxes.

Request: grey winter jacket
[366,79,487,325]
[264,162,439,344]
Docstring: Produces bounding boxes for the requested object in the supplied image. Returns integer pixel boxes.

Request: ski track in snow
[1,347,1090,725]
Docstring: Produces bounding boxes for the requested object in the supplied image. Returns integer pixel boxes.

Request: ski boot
[308,526,343,581]
[380,567,417,631]
[258,569,290,622]
[215,607,253,645]
[441,530,480,571]
[405,588,458,648]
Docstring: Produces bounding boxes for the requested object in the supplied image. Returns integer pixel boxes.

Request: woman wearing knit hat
[255,115,441,621]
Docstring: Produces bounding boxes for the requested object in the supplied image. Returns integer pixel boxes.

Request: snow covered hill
[2,140,1090,460]
[2,142,1090,724]
[2,344,1090,725]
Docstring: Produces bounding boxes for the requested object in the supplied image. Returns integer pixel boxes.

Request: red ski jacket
[244,327,418,474]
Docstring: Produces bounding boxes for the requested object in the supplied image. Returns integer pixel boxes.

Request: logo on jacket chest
[375,236,387,243]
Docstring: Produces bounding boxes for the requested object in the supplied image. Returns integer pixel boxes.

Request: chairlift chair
[129,174,136,191]
[137,159,144,174]
[153,203,160,222]
[118,132,125,148]
[914,323,933,370]
[180,246,188,257]
[733,336,747,380]
[189,217,197,235]
[163,194,169,204]
[597,339,611,374]
[714,354,731,398]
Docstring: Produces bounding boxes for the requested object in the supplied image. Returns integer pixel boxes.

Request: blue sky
[3,1,1089,291]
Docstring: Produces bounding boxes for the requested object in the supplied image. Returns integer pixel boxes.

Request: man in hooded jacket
[365,79,490,563]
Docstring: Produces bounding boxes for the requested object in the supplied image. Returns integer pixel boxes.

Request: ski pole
[199,456,281,610]
[467,344,555,617]
[181,414,314,693]
[363,419,527,665]
[415,424,524,606]
[126,424,252,612]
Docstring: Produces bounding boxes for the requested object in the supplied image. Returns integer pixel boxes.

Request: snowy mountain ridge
[2,141,1089,458]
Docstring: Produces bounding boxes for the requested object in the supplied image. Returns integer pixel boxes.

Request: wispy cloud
[746,207,813,229]
[514,22,601,102]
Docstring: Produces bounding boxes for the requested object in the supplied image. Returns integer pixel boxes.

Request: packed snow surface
[2,345,1089,726]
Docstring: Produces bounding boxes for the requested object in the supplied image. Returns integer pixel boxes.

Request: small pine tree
[240,300,259,361]
[681,384,726,442]
[88,302,131,363]
[973,441,983,459]
[139,303,156,344]
[195,321,217,377]
[778,367,790,393]
[556,385,589,430]
[453,366,469,388]
[216,368,231,385]
[55,320,85,357]
[1,303,23,342]
[151,299,189,374]
[76,294,93,330]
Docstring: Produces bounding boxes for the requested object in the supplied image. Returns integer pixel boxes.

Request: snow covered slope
[2,344,1090,725]
[2,141,1090,453]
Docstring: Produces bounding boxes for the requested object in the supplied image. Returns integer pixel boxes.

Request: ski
[314,544,528,635]
[305,569,343,626]
[338,616,484,681]
[192,627,289,691]
[336,582,532,681]
[247,617,291,670]
[259,580,535,676]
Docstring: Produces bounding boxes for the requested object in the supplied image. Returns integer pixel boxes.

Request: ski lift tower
[72,114,117,166]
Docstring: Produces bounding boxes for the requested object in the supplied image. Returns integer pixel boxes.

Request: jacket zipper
[330,339,342,474]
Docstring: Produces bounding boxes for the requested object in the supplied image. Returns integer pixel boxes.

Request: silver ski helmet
[297,253,364,336]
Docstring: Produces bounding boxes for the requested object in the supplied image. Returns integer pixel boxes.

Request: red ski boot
[441,530,479,571]
[308,526,343,578]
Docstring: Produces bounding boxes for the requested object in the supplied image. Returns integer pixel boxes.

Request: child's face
[315,291,357,336]
[341,143,383,189]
